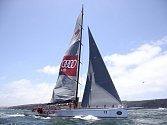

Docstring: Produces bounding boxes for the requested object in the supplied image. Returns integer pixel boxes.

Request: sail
[51,11,83,103]
[81,27,121,108]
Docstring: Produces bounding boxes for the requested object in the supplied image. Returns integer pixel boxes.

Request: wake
[73,115,99,121]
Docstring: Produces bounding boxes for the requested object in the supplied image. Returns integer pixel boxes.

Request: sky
[0,0,167,106]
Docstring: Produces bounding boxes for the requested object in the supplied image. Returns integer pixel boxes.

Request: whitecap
[158,107,166,110]
[1,113,25,118]
[73,115,82,119]
[8,114,25,117]
[40,117,51,119]
[34,115,51,119]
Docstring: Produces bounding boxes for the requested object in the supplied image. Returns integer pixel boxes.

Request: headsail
[51,10,83,103]
[81,27,121,108]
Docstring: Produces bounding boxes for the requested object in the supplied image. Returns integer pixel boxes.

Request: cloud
[0,79,54,106]
[37,65,59,75]
[0,75,87,106]
[104,36,167,101]
[151,36,167,46]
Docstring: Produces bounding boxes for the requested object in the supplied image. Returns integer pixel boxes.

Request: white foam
[8,114,25,117]
[158,107,166,110]
[40,117,51,119]
[73,115,82,119]
[34,115,42,119]
[1,113,25,118]
[82,115,99,120]
[34,115,51,119]
[73,115,99,121]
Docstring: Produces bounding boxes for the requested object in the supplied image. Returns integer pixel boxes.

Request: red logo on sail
[59,56,78,76]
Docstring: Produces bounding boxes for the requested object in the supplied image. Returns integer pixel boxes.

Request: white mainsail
[51,11,83,103]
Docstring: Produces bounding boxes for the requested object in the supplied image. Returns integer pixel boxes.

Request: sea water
[0,108,167,125]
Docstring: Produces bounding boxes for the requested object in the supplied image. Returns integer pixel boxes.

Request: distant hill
[8,103,46,110]
[8,98,167,110]
[122,98,167,109]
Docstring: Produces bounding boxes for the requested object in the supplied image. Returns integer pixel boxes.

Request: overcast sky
[0,0,167,106]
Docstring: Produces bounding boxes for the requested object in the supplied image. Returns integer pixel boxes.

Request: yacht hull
[45,108,128,118]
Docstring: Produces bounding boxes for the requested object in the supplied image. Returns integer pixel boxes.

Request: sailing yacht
[33,8,128,118]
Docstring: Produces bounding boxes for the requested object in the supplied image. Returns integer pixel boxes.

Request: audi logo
[61,59,77,69]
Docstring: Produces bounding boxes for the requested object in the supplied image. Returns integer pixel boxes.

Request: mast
[75,5,84,107]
